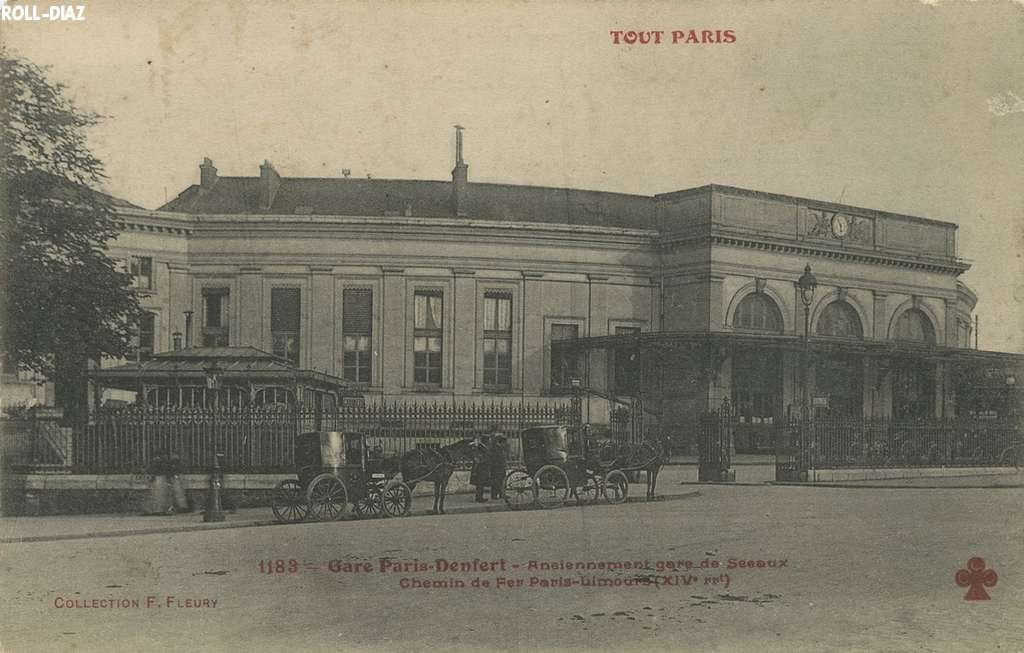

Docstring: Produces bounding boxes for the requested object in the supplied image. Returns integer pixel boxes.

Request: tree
[0,47,141,418]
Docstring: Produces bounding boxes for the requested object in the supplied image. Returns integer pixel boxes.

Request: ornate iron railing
[71,400,573,474]
[697,410,1024,469]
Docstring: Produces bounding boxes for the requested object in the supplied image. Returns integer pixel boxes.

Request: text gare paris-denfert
[312,557,787,574]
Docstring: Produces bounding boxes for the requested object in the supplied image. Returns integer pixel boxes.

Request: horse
[594,436,669,499]
[400,438,480,515]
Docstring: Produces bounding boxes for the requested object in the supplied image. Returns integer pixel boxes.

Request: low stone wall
[807,466,1019,483]
[2,470,477,516]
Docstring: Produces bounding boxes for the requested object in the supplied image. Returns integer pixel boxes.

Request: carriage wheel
[353,491,383,519]
[306,474,348,521]
[574,475,601,506]
[534,465,569,509]
[271,479,309,523]
[603,470,629,504]
[503,470,536,510]
[381,481,412,517]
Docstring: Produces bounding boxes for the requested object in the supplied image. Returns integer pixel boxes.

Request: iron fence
[806,416,1023,468]
[698,410,1024,469]
[72,400,572,474]
[1,416,71,468]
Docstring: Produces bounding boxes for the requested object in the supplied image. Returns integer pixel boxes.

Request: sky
[2,0,1022,352]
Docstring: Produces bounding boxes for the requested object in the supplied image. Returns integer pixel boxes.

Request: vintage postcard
[1,1,1022,651]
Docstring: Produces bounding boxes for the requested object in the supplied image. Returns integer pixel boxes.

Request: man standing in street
[488,432,508,500]
[470,435,490,502]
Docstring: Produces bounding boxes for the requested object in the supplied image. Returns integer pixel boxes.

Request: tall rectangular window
[483,292,513,389]
[132,312,156,361]
[202,288,229,347]
[413,290,443,385]
[613,326,641,395]
[550,323,579,392]
[129,256,153,290]
[343,289,373,384]
[271,288,301,366]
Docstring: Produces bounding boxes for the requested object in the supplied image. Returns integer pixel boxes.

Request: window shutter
[271,288,301,331]
[343,289,372,335]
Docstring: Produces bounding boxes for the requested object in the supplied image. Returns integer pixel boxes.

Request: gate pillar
[698,411,735,482]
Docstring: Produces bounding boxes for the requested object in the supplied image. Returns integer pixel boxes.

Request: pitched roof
[89,346,349,391]
[15,169,144,210]
[158,177,661,230]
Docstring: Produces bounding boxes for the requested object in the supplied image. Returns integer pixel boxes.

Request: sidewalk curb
[0,491,703,545]
[676,480,1024,490]
[678,481,772,487]
[767,482,1024,490]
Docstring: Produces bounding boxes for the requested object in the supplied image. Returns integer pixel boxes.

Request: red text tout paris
[609,30,736,45]
[955,557,997,601]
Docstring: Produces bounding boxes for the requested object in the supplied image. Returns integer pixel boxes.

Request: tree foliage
[0,47,141,411]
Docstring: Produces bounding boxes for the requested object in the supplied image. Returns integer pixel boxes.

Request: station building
[97,133,1021,449]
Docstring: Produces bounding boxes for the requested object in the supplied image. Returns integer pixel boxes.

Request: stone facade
[99,154,1002,431]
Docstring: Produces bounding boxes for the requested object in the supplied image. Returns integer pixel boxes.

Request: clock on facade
[830,213,850,238]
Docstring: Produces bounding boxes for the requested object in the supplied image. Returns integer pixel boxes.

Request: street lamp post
[797,264,818,477]
[203,360,225,522]
[797,264,818,414]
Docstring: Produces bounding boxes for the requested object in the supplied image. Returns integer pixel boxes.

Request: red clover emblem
[955,557,997,601]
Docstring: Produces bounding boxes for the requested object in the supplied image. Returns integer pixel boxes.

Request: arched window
[816,301,863,339]
[894,309,936,345]
[733,293,783,332]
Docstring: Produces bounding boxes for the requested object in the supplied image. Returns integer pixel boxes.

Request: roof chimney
[199,157,218,189]
[451,125,468,217]
[259,160,281,210]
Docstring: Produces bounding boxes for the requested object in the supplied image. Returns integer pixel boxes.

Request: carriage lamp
[569,376,583,427]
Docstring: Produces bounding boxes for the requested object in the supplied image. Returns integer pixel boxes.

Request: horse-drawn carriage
[502,425,632,509]
[271,431,412,523]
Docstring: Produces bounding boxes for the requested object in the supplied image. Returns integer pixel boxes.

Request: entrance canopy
[89,346,351,409]
[554,329,1024,366]
[554,330,1023,422]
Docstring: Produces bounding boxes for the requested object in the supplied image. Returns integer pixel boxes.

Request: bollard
[203,453,226,522]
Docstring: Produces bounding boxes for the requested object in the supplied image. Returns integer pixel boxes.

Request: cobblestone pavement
[4,464,1020,542]
[2,483,1021,652]
[0,465,713,542]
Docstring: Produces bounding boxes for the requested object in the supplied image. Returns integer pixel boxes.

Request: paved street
[2,484,1022,652]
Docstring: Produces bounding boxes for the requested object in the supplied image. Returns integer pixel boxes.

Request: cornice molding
[117,220,192,236]
[657,229,969,276]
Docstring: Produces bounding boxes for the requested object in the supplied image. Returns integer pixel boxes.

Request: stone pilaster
[872,291,888,340]
[308,266,334,374]
[452,269,477,394]
[380,267,405,394]
[237,267,263,349]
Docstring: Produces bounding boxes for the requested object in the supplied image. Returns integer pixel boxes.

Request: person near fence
[142,448,189,515]
[470,435,490,502]
[488,432,508,500]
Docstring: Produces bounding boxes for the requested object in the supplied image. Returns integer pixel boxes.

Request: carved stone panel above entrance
[805,208,873,246]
